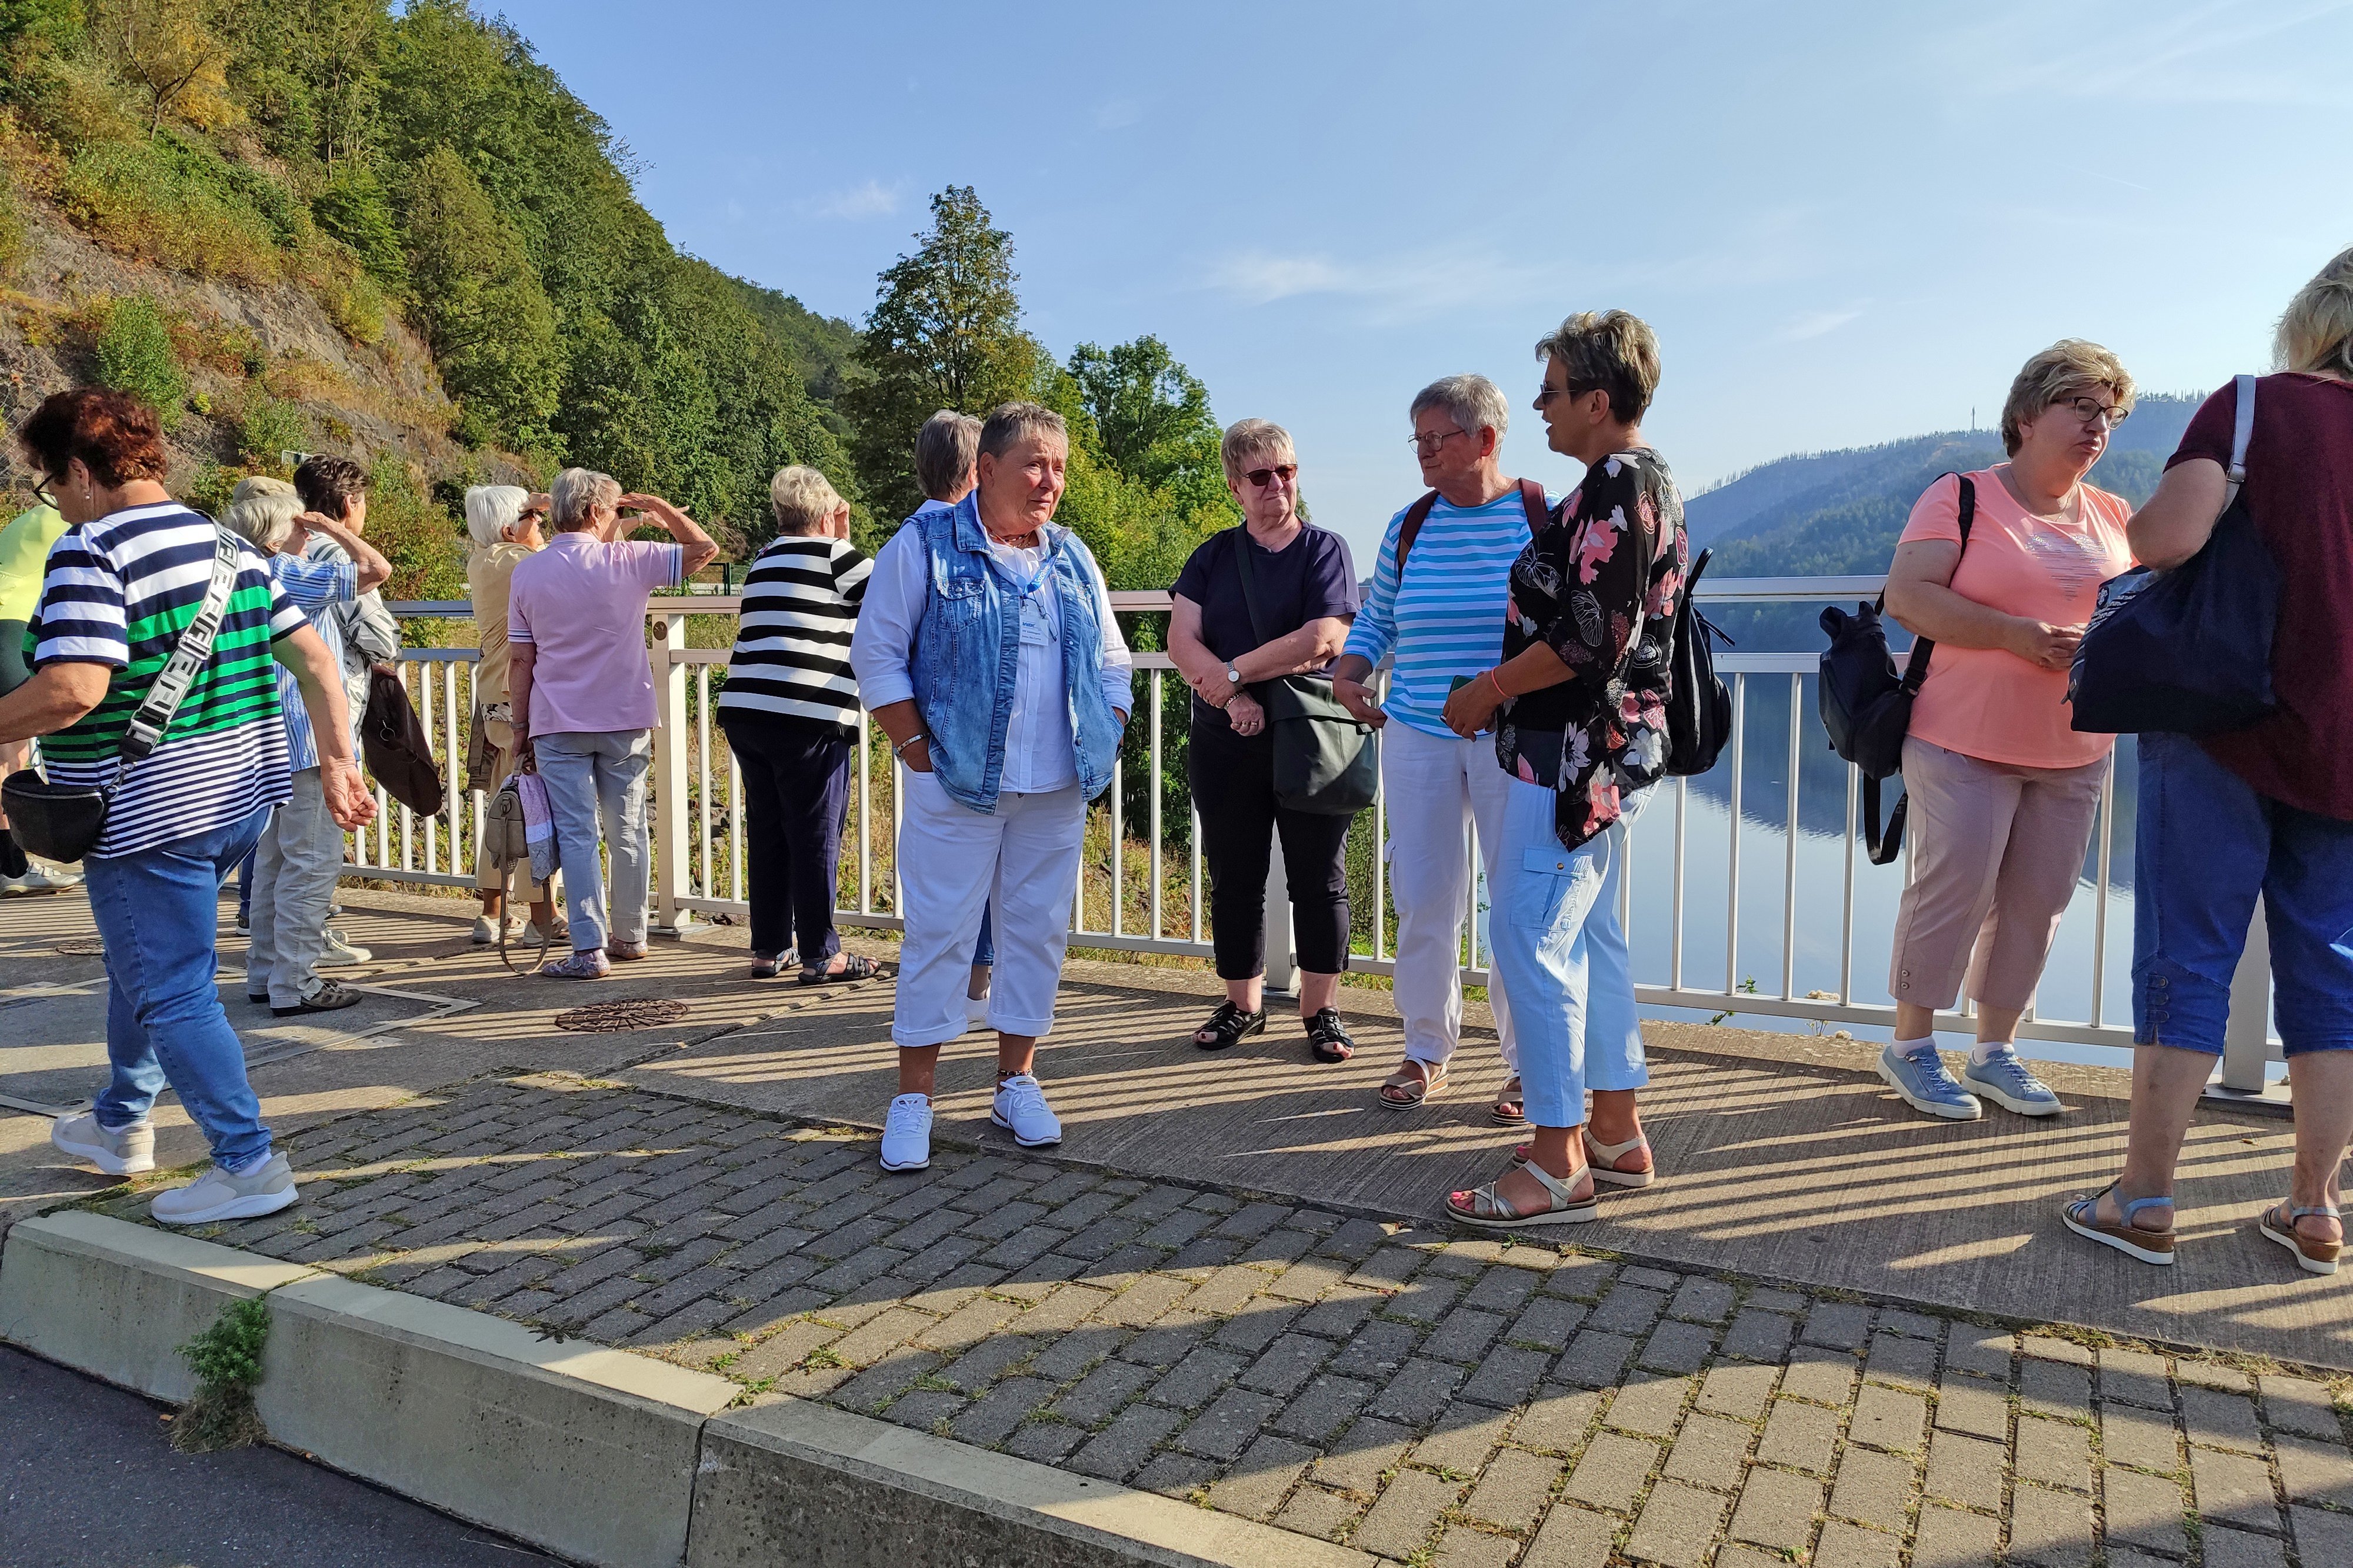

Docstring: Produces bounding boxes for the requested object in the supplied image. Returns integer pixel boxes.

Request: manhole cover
[554,998,689,1033]
[54,939,105,956]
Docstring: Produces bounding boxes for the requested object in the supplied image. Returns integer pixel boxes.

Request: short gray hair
[465,484,529,548]
[1409,373,1508,442]
[978,402,1068,461]
[769,466,846,535]
[1220,418,1295,483]
[914,411,981,501]
[224,475,301,553]
[550,467,619,532]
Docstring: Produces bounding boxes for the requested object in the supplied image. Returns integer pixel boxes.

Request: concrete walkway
[4,885,2351,1567]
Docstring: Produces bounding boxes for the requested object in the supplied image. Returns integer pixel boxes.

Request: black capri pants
[1188,710,1353,980]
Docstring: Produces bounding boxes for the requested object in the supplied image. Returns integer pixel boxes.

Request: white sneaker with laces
[318,929,372,966]
[51,1111,155,1175]
[151,1154,298,1225]
[991,1073,1062,1148]
[881,1094,933,1172]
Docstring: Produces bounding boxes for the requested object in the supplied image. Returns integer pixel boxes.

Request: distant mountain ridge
[1690,392,2205,580]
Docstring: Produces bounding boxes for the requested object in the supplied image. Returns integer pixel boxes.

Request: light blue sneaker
[1877,1042,1982,1120]
[1964,1047,2064,1116]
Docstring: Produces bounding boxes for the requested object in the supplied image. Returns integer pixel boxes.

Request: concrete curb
[0,1211,321,1402]
[0,1213,1375,1568]
[691,1396,1374,1568]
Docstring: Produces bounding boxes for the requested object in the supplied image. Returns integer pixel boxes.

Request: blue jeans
[87,805,274,1170]
[974,902,994,968]
[1485,778,1648,1128]
[2134,732,2353,1055]
[535,729,652,952]
[234,845,255,924]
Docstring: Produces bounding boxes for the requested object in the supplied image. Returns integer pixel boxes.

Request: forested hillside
[0,1,1241,606]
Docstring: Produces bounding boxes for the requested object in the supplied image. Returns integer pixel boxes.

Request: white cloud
[1094,98,1143,131]
[1776,303,1868,342]
[1204,246,1552,322]
[1924,0,2353,106]
[800,179,902,221]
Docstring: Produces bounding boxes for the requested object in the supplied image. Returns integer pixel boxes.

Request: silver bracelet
[891,733,926,759]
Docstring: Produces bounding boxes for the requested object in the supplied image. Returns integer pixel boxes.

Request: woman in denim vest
[850,402,1134,1173]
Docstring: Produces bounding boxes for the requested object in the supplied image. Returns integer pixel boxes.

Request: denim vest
[908,496,1127,813]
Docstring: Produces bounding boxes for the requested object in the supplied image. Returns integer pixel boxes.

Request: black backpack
[1664,547,1733,776]
[1817,473,1974,864]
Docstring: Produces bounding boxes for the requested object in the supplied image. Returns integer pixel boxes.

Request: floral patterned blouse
[1495,447,1689,850]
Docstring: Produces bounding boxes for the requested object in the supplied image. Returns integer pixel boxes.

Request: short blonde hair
[224,475,301,552]
[550,467,619,532]
[465,484,529,548]
[1219,418,1295,484]
[2275,245,2353,379]
[768,466,846,535]
[1999,340,2136,456]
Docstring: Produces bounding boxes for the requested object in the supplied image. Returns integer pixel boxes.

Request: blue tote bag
[2069,375,2281,735]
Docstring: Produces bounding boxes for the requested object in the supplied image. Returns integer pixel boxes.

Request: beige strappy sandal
[1379,1059,1447,1110]
[1582,1130,1655,1189]
[1446,1161,1597,1229]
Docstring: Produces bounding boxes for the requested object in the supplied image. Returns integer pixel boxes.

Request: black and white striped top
[718,535,872,739]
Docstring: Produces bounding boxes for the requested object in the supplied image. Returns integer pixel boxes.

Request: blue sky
[496,0,2353,558]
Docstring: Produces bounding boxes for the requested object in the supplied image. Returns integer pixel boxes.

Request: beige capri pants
[1887,736,2107,1014]
[470,713,548,902]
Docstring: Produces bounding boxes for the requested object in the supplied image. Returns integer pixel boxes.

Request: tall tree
[1066,336,1221,498]
[95,0,240,134]
[844,185,1039,522]
[399,144,559,451]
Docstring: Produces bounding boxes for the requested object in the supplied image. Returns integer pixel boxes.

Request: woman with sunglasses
[1168,419,1362,1059]
[1874,341,2138,1123]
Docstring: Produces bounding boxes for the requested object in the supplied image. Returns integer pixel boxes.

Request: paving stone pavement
[91,1073,2353,1566]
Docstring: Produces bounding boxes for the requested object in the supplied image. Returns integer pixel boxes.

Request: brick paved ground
[93,1073,2353,1567]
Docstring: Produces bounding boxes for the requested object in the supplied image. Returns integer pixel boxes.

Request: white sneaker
[51,1112,155,1175]
[991,1073,1062,1148]
[524,919,566,948]
[151,1154,298,1225]
[470,914,510,945]
[318,929,372,966]
[0,865,74,895]
[965,993,992,1032]
[881,1094,933,1172]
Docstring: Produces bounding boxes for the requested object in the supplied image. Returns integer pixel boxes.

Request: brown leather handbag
[360,666,445,816]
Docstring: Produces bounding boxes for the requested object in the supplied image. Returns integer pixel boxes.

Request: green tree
[1066,335,1222,498]
[398,144,559,451]
[845,185,1039,521]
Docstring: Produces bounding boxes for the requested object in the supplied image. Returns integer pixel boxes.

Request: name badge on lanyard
[996,551,1054,648]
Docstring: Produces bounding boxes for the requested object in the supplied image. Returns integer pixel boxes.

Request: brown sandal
[2061,1182,2175,1267]
[1379,1059,1447,1110]
[2259,1201,2342,1276]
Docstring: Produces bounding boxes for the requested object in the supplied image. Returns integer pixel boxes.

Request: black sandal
[1306,1007,1355,1063]
[1194,1001,1266,1050]
[801,953,883,986]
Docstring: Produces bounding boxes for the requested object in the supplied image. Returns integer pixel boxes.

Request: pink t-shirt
[1899,468,2132,770]
[506,532,683,735]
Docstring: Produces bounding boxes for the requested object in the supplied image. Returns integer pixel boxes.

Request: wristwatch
[1224,664,1243,690]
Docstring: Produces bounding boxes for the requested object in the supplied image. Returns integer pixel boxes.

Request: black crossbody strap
[1229,526,1274,649]
[1894,474,1973,695]
[112,524,241,788]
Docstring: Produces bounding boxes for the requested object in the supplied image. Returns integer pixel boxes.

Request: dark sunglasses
[1244,463,1298,489]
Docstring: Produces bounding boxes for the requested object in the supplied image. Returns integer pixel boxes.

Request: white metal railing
[358,579,2278,1072]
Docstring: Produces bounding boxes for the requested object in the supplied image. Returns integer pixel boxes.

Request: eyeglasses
[31,472,59,509]
[2055,395,2130,429]
[1408,428,1468,455]
[1534,381,1601,409]
[1244,464,1297,489]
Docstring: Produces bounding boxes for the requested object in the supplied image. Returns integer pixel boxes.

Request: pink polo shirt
[506,532,683,735]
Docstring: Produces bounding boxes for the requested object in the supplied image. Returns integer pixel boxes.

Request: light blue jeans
[1485,776,1649,1129]
[535,729,652,953]
[87,804,274,1171]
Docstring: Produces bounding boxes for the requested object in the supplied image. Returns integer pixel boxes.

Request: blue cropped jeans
[1485,777,1649,1129]
[87,805,274,1171]
[2133,732,2353,1055]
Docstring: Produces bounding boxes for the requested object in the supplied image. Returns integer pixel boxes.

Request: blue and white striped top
[269,554,356,771]
[1340,489,1545,738]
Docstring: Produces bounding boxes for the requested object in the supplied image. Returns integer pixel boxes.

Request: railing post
[651,609,694,935]
[2212,898,2281,1099]
[1262,826,1297,997]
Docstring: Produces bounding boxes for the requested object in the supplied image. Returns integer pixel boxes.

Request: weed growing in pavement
[172,1296,269,1452]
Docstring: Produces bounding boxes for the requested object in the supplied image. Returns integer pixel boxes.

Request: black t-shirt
[1172,523,1360,729]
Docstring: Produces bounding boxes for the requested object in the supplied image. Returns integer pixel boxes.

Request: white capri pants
[1383,722,1518,1071]
[892,773,1086,1049]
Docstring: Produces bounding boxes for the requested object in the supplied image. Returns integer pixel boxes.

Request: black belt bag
[2,525,241,863]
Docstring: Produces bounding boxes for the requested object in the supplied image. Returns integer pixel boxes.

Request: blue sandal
[2061,1182,2175,1267]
